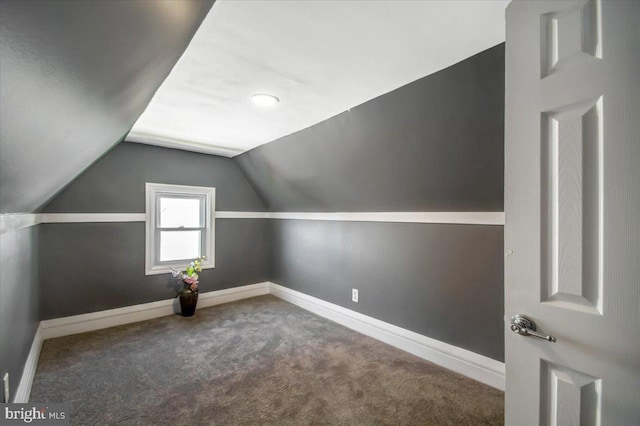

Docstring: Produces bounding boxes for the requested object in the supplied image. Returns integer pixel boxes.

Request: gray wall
[0,225,40,401]
[43,142,266,213]
[270,220,504,361]
[39,220,267,319]
[39,143,269,319]
[0,0,213,214]
[240,44,506,361]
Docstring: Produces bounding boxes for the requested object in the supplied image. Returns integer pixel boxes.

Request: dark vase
[179,288,198,317]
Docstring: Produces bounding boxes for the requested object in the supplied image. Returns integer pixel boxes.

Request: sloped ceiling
[0,0,213,213]
[128,0,509,157]
[236,44,505,212]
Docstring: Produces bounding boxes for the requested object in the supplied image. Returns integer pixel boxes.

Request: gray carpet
[31,295,504,425]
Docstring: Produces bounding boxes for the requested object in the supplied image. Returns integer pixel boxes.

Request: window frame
[145,182,215,275]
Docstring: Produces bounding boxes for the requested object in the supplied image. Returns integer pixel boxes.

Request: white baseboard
[14,324,43,403]
[198,282,270,309]
[19,280,503,403]
[268,282,505,390]
[40,282,270,340]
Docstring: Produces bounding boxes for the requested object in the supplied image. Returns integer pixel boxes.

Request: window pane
[159,197,202,228]
[159,231,201,261]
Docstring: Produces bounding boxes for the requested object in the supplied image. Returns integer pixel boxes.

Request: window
[145,183,215,275]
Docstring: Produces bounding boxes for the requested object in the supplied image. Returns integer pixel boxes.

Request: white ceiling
[127,0,509,157]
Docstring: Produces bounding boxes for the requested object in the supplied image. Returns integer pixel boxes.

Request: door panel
[540,97,603,314]
[505,1,640,424]
[540,360,601,426]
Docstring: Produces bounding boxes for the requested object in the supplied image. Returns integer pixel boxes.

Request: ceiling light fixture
[251,93,280,107]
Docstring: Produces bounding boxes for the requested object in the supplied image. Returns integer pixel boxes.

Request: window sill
[145,262,215,276]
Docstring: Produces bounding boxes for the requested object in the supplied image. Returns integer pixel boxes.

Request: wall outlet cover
[352,289,359,303]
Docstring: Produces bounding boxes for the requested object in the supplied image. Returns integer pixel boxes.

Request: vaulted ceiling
[0,0,508,214]
[128,0,509,157]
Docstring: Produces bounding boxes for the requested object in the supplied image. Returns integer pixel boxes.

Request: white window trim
[145,182,215,275]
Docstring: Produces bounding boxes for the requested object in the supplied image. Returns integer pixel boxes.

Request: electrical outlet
[3,373,9,403]
[352,288,358,303]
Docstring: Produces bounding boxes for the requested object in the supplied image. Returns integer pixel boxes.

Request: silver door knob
[510,315,556,342]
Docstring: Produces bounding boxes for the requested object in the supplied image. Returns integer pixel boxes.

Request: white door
[505,1,640,425]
